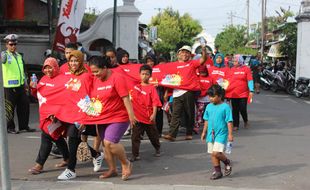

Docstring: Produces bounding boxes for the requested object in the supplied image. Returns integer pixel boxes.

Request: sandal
[122,160,133,181]
[210,171,223,180]
[99,170,118,179]
[28,167,43,175]
[129,156,141,162]
[224,161,232,176]
[55,161,68,168]
[233,127,239,131]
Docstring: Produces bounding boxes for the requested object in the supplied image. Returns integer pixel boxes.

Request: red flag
[52,0,86,52]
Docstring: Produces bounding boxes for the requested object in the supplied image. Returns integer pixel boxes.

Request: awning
[267,43,284,58]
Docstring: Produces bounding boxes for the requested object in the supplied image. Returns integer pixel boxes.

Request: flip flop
[99,171,118,179]
[55,161,68,168]
[28,167,42,175]
[122,160,133,181]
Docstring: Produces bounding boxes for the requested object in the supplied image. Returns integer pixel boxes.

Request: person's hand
[29,81,36,88]
[149,114,156,123]
[201,133,206,142]
[78,124,86,132]
[249,92,254,100]
[228,134,234,142]
[129,115,137,127]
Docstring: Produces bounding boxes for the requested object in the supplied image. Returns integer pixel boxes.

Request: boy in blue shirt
[201,84,233,180]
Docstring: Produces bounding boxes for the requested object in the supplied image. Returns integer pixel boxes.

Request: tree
[279,23,297,66]
[214,25,257,55]
[149,8,202,56]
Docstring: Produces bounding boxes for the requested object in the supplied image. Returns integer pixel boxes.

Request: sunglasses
[8,43,17,46]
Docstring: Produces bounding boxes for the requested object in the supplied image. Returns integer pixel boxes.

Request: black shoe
[21,127,36,132]
[50,145,63,158]
[7,129,19,134]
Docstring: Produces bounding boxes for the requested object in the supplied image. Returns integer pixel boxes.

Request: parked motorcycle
[260,66,276,90]
[294,77,310,98]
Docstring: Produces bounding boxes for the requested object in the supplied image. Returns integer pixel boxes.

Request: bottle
[199,37,207,47]
[225,141,233,154]
[31,73,38,88]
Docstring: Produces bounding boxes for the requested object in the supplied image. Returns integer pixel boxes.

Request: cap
[178,45,192,53]
[4,34,18,42]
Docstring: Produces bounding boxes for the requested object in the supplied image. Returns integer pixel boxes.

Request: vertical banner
[53,0,86,52]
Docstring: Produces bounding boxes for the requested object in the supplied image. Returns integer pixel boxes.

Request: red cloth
[131,84,162,124]
[118,61,201,91]
[208,66,230,84]
[34,74,68,140]
[60,62,91,75]
[226,66,253,98]
[83,71,129,124]
[199,76,214,97]
[205,57,214,69]
[55,72,93,124]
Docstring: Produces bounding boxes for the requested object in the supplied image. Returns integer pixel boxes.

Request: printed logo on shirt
[39,82,55,87]
[161,73,182,86]
[211,70,225,76]
[234,71,245,75]
[200,80,211,83]
[152,68,161,73]
[134,86,147,95]
[176,63,190,69]
[97,85,112,91]
[37,92,47,107]
[77,95,102,116]
[65,78,81,91]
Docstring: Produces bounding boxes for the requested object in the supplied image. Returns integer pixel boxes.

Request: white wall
[296,22,310,79]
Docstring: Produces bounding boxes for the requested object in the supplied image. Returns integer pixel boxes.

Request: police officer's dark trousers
[4,86,30,131]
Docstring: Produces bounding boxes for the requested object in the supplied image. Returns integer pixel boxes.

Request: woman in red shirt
[225,54,254,131]
[87,56,135,181]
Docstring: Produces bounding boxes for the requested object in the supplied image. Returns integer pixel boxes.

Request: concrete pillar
[296,0,310,79]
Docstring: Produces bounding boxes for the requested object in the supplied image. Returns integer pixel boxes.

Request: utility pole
[112,0,117,47]
[260,0,265,59]
[247,0,250,39]
[228,11,234,26]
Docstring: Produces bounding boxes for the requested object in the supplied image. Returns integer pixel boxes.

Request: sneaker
[7,129,19,134]
[124,128,131,136]
[57,169,76,180]
[224,161,232,176]
[93,152,104,172]
[210,171,223,180]
[50,144,63,158]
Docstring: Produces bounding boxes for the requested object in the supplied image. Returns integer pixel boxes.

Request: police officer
[1,34,35,134]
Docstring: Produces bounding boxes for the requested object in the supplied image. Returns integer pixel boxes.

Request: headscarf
[116,49,130,65]
[68,50,87,75]
[42,57,59,77]
[213,53,225,68]
[233,54,245,66]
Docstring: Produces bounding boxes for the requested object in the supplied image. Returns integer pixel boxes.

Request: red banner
[52,0,86,52]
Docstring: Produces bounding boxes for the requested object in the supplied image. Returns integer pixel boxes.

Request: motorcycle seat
[297,77,310,83]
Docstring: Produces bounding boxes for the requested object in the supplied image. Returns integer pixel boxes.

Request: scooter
[260,66,276,90]
[270,68,295,94]
[294,77,310,98]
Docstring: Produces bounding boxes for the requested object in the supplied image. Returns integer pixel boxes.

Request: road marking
[284,98,297,104]
[25,136,40,139]
[265,94,289,98]
[305,101,310,105]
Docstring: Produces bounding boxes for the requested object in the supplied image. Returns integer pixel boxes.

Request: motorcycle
[270,67,295,94]
[260,66,276,90]
[294,77,310,98]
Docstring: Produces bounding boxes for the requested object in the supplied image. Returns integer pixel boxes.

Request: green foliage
[215,25,258,55]
[81,7,99,32]
[149,7,203,54]
[279,23,297,66]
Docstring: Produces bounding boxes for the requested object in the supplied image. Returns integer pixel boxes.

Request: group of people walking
[1,33,256,181]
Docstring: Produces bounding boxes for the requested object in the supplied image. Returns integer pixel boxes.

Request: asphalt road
[2,90,310,190]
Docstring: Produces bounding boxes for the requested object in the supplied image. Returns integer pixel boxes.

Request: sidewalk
[5,180,270,190]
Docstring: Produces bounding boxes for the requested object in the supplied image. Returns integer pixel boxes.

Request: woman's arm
[122,95,136,127]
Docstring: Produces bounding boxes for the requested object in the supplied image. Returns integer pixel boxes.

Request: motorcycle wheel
[294,84,306,98]
[286,81,295,95]
[261,82,270,90]
[271,82,278,93]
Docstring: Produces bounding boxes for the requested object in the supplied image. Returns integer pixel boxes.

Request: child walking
[130,65,162,161]
[201,84,233,180]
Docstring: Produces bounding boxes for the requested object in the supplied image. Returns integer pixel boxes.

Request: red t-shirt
[205,57,214,69]
[199,76,214,97]
[131,84,162,124]
[60,62,91,75]
[84,71,129,124]
[225,66,253,98]
[208,66,230,84]
[55,72,93,124]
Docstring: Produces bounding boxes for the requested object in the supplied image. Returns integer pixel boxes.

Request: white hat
[4,34,18,42]
[178,45,192,53]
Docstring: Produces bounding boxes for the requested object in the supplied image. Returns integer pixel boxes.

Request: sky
[86,0,302,37]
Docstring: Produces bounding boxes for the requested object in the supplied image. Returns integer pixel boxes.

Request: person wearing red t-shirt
[88,56,135,181]
[28,57,69,175]
[208,53,230,90]
[163,45,207,142]
[130,65,162,161]
[194,64,214,134]
[225,54,254,131]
